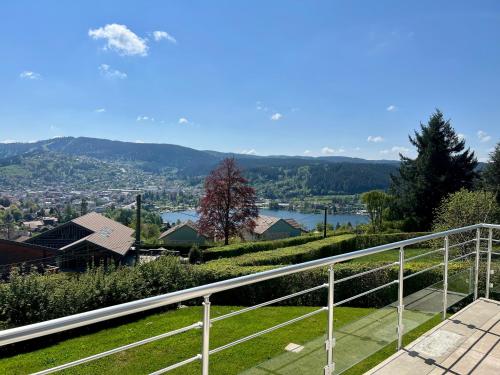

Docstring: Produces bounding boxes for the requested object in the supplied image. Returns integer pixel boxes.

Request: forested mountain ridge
[0,137,400,195]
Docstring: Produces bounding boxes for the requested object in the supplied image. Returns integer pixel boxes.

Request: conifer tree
[390,110,477,230]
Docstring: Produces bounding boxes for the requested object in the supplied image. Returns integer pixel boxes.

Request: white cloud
[135,140,145,143]
[241,149,257,155]
[94,108,106,113]
[19,71,41,80]
[477,130,491,143]
[99,64,127,79]
[137,115,154,122]
[256,101,269,112]
[386,105,397,112]
[178,117,189,124]
[270,113,283,121]
[89,24,148,56]
[153,30,177,44]
[321,147,345,155]
[380,146,409,155]
[367,135,384,143]
[457,133,466,141]
[0,139,17,144]
[303,150,311,155]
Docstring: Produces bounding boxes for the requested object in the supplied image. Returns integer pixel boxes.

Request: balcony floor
[366,298,500,375]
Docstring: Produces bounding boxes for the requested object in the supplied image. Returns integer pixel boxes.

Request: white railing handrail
[0,223,497,347]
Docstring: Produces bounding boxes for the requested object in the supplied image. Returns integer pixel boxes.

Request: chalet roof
[60,212,135,255]
[159,221,207,240]
[252,215,281,234]
[284,218,309,232]
[252,215,308,234]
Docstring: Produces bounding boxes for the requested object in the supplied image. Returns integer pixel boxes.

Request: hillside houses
[159,221,208,246]
[159,214,308,246]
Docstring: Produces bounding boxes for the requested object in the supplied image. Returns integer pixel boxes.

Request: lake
[161,209,368,231]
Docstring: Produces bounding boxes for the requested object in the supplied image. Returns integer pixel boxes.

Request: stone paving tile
[365,298,500,375]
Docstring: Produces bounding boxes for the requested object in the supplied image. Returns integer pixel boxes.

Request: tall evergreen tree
[390,110,477,230]
[482,142,500,204]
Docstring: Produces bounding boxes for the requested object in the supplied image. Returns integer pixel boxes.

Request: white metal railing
[0,223,498,375]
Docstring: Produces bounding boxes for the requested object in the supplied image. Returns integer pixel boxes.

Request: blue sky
[0,1,498,160]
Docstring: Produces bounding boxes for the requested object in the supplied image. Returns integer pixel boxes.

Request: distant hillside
[0,137,401,195]
[0,151,161,191]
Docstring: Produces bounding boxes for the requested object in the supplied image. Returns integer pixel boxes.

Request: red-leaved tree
[198,158,258,245]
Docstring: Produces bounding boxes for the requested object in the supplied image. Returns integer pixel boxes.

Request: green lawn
[0,306,375,375]
[0,304,444,375]
[349,247,443,264]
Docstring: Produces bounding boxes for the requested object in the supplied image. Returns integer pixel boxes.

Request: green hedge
[203,233,328,261]
[201,232,428,270]
[0,257,198,328]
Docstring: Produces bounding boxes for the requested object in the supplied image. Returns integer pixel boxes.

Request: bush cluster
[0,256,197,328]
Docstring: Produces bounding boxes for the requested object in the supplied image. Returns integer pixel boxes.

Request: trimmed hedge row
[203,233,333,261]
[201,232,429,270]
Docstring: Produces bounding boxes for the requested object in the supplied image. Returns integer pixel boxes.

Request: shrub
[0,256,197,328]
[188,245,203,264]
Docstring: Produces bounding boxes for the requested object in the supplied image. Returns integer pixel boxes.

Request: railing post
[474,228,480,301]
[486,228,493,299]
[324,264,335,375]
[442,236,449,320]
[201,295,211,375]
[397,246,405,350]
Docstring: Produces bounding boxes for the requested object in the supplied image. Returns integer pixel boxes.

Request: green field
[0,304,443,375]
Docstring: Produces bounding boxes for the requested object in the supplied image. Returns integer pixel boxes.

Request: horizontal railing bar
[31,322,202,375]
[334,262,399,284]
[334,280,398,307]
[211,284,327,323]
[209,307,326,355]
[149,354,201,375]
[492,251,500,256]
[449,239,477,249]
[405,248,443,262]
[449,252,475,263]
[0,223,496,347]
[403,263,444,280]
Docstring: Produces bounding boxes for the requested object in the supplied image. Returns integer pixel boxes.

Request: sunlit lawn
[0,305,376,375]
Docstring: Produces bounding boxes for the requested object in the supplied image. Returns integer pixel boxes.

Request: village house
[159,221,208,246]
[24,212,135,270]
[242,215,307,241]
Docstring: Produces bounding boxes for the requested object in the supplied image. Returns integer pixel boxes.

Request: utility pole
[135,194,141,264]
[323,207,328,238]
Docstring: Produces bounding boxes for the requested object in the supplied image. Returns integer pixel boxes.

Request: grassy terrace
[0,305,442,375]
